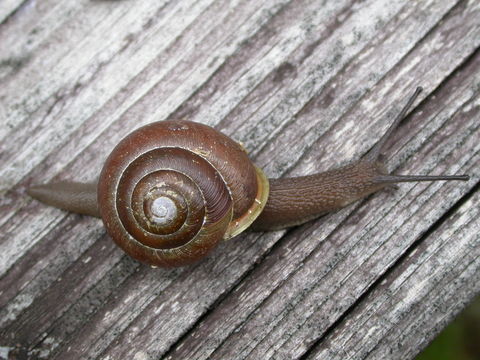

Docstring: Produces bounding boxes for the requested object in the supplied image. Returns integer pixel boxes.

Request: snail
[28,87,469,267]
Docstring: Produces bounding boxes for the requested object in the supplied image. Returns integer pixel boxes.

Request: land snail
[28,87,469,267]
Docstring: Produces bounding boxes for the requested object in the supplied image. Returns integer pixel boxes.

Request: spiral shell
[97,120,269,267]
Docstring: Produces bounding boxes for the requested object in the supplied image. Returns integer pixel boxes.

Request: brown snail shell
[97,120,269,267]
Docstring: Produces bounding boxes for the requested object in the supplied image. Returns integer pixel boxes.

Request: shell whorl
[97,120,269,267]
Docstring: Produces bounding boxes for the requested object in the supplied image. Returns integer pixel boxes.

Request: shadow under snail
[28,87,469,267]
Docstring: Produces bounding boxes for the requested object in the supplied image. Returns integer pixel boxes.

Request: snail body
[28,88,469,267]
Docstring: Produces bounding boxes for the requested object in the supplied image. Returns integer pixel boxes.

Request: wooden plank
[309,187,480,360]
[0,0,25,25]
[0,0,478,359]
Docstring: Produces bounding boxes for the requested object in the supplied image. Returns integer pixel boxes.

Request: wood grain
[0,0,478,359]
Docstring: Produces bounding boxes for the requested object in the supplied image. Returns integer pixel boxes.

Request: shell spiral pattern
[97,121,269,267]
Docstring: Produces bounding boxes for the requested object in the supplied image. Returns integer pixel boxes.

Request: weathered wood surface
[0,0,479,359]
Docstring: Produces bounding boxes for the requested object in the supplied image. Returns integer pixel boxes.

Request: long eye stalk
[367,86,469,184]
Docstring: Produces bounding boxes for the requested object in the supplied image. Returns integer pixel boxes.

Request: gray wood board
[0,0,479,359]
